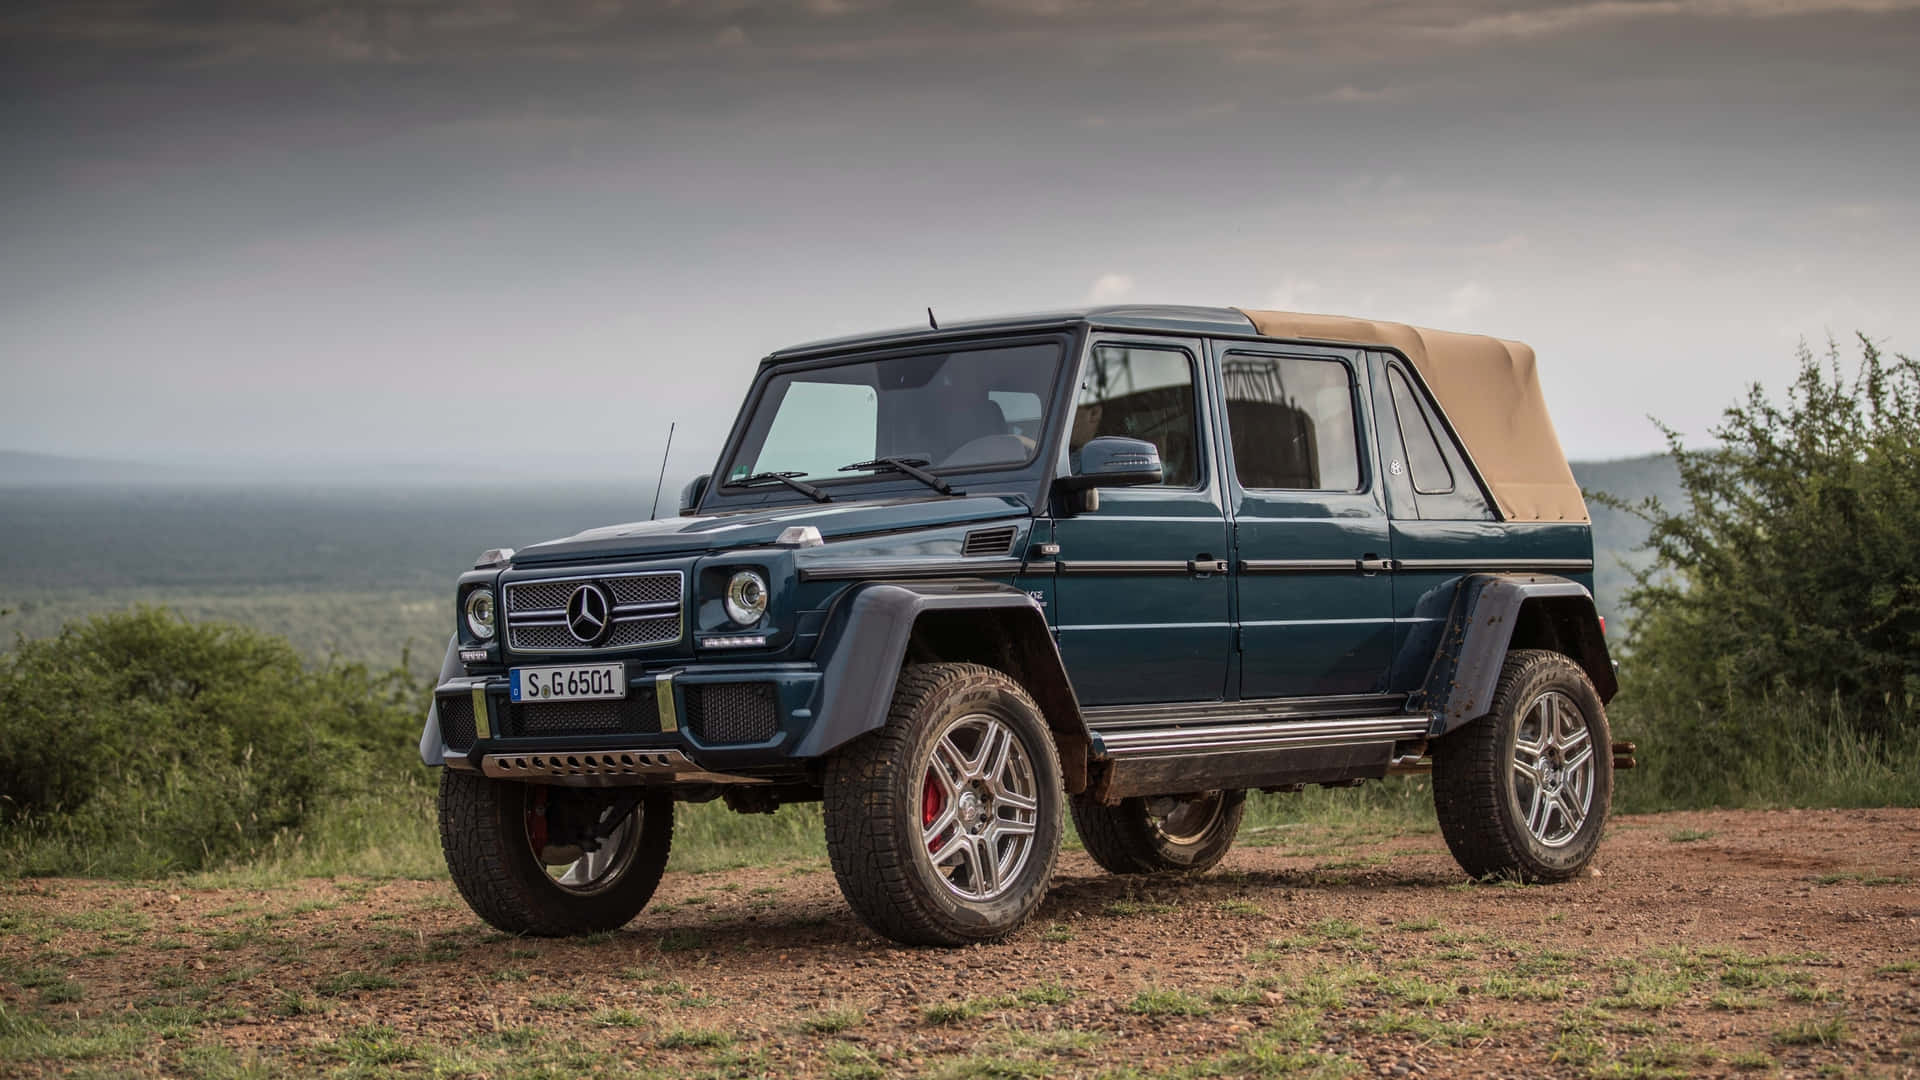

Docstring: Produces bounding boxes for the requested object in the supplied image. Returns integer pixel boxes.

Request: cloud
[1428,282,1494,327]
[1312,85,1400,104]
[1263,275,1324,313]
[1418,0,1920,43]
[11,0,1919,76]
[1086,273,1135,304]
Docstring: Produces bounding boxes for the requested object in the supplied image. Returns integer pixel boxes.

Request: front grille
[503,571,684,653]
[506,685,661,738]
[684,683,778,745]
[608,575,679,606]
[438,694,477,752]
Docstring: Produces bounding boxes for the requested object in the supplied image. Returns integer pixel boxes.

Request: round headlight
[724,570,769,626]
[464,589,497,640]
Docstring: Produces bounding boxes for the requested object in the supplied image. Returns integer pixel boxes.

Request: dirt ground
[2,807,1916,1079]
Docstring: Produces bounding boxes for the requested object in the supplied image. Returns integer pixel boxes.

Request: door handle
[1187,557,1229,575]
[1357,556,1395,574]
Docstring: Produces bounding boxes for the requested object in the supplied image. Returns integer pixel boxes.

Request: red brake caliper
[527,787,550,855]
[922,768,946,853]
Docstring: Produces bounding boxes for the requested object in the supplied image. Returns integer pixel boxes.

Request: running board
[1096,715,1432,758]
[1089,715,1432,803]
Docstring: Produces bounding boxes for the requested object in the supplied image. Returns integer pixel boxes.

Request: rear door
[1050,335,1233,706]
[1365,351,1502,693]
[1216,343,1395,699]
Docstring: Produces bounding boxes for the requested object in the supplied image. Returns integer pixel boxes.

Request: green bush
[1602,334,1918,808]
[0,607,429,875]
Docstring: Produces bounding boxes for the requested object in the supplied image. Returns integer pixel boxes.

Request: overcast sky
[3,0,1916,479]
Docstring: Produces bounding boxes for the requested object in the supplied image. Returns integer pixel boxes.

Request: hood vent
[962,526,1017,558]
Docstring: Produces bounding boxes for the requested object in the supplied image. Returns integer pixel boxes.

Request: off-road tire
[1070,790,1247,874]
[823,662,1064,947]
[438,770,673,936]
[1432,649,1612,883]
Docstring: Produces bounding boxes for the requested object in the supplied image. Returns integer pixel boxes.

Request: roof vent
[962,526,1016,558]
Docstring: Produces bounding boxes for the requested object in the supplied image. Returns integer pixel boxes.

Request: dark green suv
[423,305,1619,947]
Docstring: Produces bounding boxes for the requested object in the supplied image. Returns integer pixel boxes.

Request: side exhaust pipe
[1387,739,1639,775]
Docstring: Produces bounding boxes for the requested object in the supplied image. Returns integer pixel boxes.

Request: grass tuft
[1127,987,1213,1017]
[656,1026,732,1049]
[796,1005,865,1034]
[315,971,400,996]
[1773,1017,1847,1047]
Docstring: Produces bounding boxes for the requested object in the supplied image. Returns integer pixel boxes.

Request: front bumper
[429,661,821,787]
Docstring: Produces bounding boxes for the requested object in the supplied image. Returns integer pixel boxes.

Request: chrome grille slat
[504,571,684,653]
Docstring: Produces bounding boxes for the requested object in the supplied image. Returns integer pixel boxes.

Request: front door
[1051,335,1232,706]
[1215,342,1396,699]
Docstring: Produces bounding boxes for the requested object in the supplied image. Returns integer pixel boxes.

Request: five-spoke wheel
[825,663,1063,946]
[526,786,647,895]
[919,713,1042,901]
[1510,690,1597,848]
[1071,788,1247,875]
[439,771,674,936]
[1433,649,1612,883]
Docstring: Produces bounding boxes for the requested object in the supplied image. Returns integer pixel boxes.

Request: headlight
[464,589,497,640]
[724,570,769,626]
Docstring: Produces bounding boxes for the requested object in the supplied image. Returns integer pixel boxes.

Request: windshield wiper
[722,471,832,503]
[839,457,959,496]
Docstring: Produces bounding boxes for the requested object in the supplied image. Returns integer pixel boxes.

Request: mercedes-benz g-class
[422,305,1619,947]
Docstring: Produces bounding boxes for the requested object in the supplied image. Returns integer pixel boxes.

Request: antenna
[927,307,938,330]
[648,421,676,520]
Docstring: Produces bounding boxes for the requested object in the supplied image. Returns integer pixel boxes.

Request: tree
[1610,334,1918,757]
[0,607,426,873]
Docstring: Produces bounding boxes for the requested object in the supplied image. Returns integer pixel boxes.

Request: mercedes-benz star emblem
[565,583,613,645]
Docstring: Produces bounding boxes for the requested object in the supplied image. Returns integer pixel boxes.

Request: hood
[510,495,1031,566]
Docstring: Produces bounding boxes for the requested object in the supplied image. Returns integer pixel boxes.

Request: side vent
[962,526,1017,557]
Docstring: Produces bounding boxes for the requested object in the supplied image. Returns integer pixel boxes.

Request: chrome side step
[476,748,766,787]
[1083,694,1407,730]
[1095,715,1433,759]
[1087,714,1434,803]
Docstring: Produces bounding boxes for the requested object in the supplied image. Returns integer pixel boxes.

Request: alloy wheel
[919,712,1041,901]
[525,790,643,896]
[1510,690,1596,848]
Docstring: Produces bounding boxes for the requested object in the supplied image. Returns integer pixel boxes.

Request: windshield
[723,342,1063,486]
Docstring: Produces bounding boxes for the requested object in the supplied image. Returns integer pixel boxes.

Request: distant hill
[0,450,205,486]
[0,449,711,497]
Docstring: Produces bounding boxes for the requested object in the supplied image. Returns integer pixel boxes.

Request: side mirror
[1054,436,1162,513]
[678,474,711,516]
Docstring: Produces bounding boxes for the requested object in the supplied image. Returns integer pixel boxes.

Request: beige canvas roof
[1234,309,1587,523]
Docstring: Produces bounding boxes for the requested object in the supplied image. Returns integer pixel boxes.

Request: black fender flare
[793,580,1092,792]
[1422,573,1617,735]
[418,635,463,767]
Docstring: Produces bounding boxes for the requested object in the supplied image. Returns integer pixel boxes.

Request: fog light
[724,570,769,625]
[465,589,497,640]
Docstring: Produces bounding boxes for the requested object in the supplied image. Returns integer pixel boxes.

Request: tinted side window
[1222,355,1360,491]
[1071,346,1200,487]
[1387,366,1455,495]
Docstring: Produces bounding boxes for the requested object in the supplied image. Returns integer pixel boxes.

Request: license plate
[510,664,626,703]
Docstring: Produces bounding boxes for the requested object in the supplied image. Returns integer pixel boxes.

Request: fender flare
[792,580,1092,790]
[1422,573,1617,735]
[418,635,463,767]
